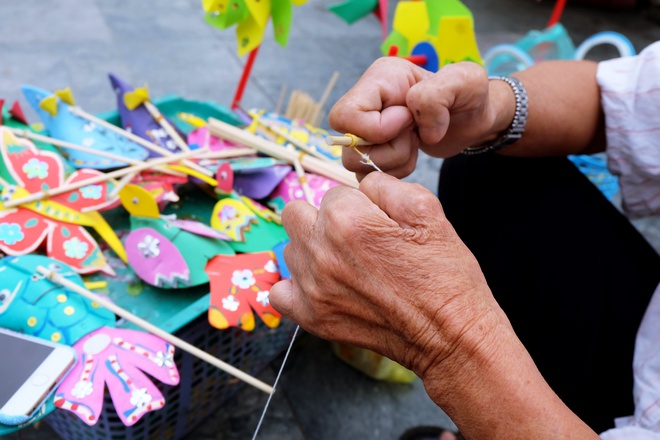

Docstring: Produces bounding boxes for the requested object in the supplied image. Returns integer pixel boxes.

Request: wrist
[464,76,527,155]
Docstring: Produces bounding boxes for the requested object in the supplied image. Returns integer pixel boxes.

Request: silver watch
[462,76,528,155]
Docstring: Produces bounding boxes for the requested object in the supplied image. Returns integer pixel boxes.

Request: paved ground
[2,1,660,439]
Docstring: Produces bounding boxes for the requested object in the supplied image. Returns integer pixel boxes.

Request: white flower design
[71,380,93,399]
[138,235,160,258]
[153,351,174,368]
[256,290,270,306]
[231,269,255,289]
[63,237,89,259]
[222,295,240,312]
[130,388,152,408]
[264,260,278,273]
[82,137,95,147]
[83,122,96,132]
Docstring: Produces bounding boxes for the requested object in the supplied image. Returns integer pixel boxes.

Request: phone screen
[0,333,55,407]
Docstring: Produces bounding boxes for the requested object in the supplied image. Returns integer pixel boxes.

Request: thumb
[269,279,296,320]
[358,172,446,230]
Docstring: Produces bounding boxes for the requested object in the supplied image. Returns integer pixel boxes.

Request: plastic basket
[45,315,297,440]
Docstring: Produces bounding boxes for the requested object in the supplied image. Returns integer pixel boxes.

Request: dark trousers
[438,154,660,433]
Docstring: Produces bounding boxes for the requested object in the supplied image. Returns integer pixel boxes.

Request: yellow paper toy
[381,0,482,72]
[203,0,309,57]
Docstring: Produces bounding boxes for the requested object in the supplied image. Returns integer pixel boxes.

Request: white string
[251,324,301,440]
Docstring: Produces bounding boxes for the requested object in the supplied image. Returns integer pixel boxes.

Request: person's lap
[437,153,660,433]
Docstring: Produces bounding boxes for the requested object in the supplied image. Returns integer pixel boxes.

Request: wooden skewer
[143,100,190,152]
[193,147,257,160]
[208,118,358,188]
[325,135,373,147]
[275,84,288,115]
[109,171,139,200]
[309,71,340,127]
[7,128,184,178]
[3,148,205,208]
[68,106,212,177]
[0,175,11,188]
[250,114,329,161]
[36,266,273,394]
[292,157,315,205]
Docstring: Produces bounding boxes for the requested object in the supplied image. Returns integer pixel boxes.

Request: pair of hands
[269,58,507,379]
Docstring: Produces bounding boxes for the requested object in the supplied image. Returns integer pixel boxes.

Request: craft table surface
[2,1,660,439]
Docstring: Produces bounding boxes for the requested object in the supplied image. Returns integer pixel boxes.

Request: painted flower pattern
[153,350,174,368]
[264,260,278,273]
[222,295,240,312]
[231,269,255,289]
[256,290,270,306]
[0,128,117,274]
[71,380,94,399]
[80,184,103,200]
[22,157,49,179]
[63,237,90,259]
[129,388,152,408]
[0,222,24,246]
[137,235,160,258]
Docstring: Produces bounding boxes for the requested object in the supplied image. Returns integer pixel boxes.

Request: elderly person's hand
[269,172,499,378]
[269,172,600,440]
[328,59,514,179]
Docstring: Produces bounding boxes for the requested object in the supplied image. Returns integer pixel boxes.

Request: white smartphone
[0,328,77,425]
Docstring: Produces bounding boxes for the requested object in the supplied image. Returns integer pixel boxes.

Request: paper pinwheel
[203,0,309,57]
[381,0,482,72]
[109,74,187,157]
[205,251,282,330]
[0,254,180,426]
[267,170,341,214]
[120,184,235,288]
[0,128,122,275]
[22,85,149,169]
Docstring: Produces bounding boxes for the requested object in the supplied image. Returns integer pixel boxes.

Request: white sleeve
[597,41,660,218]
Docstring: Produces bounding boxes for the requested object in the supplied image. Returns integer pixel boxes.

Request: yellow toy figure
[382,0,482,72]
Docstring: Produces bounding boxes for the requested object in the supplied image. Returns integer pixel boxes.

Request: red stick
[231,45,261,110]
[403,55,428,66]
[547,0,567,27]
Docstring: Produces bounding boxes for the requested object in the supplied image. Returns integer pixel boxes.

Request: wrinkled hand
[269,172,503,379]
[329,59,500,180]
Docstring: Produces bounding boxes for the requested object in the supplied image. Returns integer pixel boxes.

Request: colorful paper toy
[381,0,482,72]
[328,0,388,40]
[268,170,341,213]
[22,85,149,169]
[203,0,309,57]
[120,184,235,288]
[0,128,122,275]
[234,164,291,199]
[211,193,288,253]
[0,100,75,177]
[109,74,186,157]
[206,251,282,330]
[0,254,180,427]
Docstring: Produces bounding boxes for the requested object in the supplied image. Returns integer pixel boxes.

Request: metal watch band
[462,76,528,155]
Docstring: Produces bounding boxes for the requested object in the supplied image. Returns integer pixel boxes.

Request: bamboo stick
[292,158,314,205]
[143,100,191,152]
[193,147,257,160]
[275,84,288,115]
[325,135,373,147]
[250,115,329,161]
[4,149,205,208]
[309,71,340,126]
[68,106,212,177]
[36,266,273,394]
[109,171,139,200]
[208,118,358,188]
[7,127,184,178]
